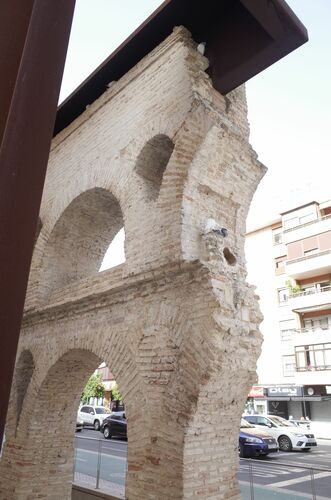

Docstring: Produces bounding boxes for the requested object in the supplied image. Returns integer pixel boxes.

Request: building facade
[246,200,331,438]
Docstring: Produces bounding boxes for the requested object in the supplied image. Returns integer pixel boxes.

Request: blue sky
[60,0,330,230]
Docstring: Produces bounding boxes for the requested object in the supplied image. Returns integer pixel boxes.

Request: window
[80,406,89,413]
[301,281,331,296]
[278,288,289,305]
[111,415,121,421]
[299,213,316,225]
[95,408,110,414]
[272,228,283,245]
[245,416,256,424]
[295,343,331,371]
[284,217,299,229]
[256,417,270,426]
[304,315,330,331]
[275,256,286,275]
[282,355,296,377]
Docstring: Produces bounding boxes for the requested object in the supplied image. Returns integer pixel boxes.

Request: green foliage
[111,383,122,402]
[81,373,105,403]
[285,279,301,296]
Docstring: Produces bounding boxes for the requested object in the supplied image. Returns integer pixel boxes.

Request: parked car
[243,414,317,452]
[78,405,111,431]
[76,417,84,432]
[239,418,278,458]
[100,411,127,440]
[289,418,311,430]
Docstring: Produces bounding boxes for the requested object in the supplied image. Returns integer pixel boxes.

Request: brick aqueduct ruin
[0,28,265,499]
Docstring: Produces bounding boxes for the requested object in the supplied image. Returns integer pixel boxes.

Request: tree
[111,383,123,409]
[81,373,105,403]
[111,383,122,402]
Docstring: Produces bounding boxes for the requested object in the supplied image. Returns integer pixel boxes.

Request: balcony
[291,326,331,347]
[288,285,331,313]
[282,214,331,244]
[285,249,331,279]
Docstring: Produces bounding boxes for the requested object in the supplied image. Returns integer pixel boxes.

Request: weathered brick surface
[0,27,264,499]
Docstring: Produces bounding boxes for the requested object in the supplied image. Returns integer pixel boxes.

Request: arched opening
[18,350,128,498]
[135,134,174,201]
[99,227,125,271]
[41,188,126,297]
[14,350,34,434]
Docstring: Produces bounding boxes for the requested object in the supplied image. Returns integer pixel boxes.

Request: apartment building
[245,200,331,438]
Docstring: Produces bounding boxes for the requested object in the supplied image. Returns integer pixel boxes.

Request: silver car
[243,414,317,452]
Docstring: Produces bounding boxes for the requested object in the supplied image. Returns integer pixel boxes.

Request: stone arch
[14,350,35,435]
[39,188,125,300]
[18,349,103,497]
[135,134,174,201]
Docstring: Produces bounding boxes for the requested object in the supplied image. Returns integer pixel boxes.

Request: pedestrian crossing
[239,452,331,490]
[239,462,305,479]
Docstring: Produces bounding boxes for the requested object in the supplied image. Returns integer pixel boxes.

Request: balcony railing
[289,284,331,298]
[283,213,331,233]
[296,364,331,372]
[293,326,330,334]
[287,250,331,267]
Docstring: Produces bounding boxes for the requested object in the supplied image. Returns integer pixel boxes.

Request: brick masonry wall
[0,27,265,499]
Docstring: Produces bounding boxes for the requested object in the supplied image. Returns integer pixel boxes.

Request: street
[74,428,127,498]
[239,444,331,499]
[74,429,331,499]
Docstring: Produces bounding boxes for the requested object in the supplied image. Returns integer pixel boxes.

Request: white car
[243,414,317,452]
[78,405,111,431]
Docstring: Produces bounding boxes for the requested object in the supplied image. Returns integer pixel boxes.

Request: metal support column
[0,0,76,448]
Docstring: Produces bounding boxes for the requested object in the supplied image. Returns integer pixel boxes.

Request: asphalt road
[239,442,331,499]
[74,429,331,499]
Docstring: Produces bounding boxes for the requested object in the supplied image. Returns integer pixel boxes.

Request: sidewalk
[73,472,125,499]
[317,438,331,446]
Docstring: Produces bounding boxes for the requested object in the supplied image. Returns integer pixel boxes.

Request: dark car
[239,418,278,458]
[100,411,127,439]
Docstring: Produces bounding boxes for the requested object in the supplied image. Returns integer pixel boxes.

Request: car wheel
[94,420,101,431]
[104,426,111,439]
[278,435,292,452]
[239,443,246,458]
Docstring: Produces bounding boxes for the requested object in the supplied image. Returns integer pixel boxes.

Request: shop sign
[267,386,302,397]
[248,386,264,398]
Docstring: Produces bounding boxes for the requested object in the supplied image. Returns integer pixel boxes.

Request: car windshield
[240,419,254,428]
[268,416,296,427]
[95,408,110,414]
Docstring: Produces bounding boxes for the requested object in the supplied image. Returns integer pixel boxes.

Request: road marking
[77,448,127,461]
[267,470,331,488]
[240,464,305,473]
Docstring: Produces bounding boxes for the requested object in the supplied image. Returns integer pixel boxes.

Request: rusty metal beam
[0,0,76,448]
[0,0,34,144]
[55,0,307,136]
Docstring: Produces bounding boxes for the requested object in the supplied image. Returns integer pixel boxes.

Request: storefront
[300,385,331,438]
[246,384,331,437]
[245,386,267,415]
[246,385,304,418]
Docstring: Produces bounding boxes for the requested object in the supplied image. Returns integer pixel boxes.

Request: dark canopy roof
[54,0,307,136]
